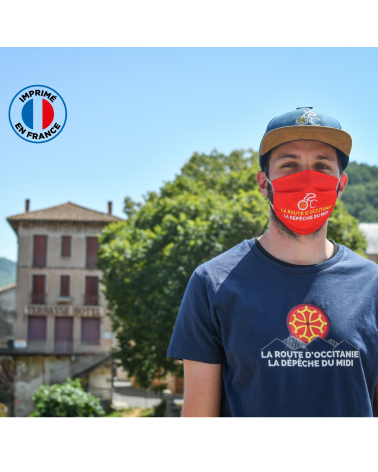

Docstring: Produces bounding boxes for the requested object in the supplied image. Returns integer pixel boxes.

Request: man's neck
[258,219,334,265]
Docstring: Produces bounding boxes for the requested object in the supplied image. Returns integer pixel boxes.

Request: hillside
[343,161,378,222]
[0,257,16,288]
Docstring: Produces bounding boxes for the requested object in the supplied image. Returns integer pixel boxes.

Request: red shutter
[86,237,99,269]
[28,316,47,341]
[85,276,98,305]
[33,235,47,267]
[54,317,73,352]
[81,318,100,344]
[61,236,71,257]
[60,276,70,297]
[32,275,46,304]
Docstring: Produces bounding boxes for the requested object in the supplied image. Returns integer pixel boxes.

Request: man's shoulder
[194,239,252,286]
[342,245,378,273]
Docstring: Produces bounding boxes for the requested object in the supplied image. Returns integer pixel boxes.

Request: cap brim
[260,126,352,156]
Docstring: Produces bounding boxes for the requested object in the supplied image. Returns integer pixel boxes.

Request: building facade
[3,200,122,416]
[0,283,17,349]
[359,223,378,264]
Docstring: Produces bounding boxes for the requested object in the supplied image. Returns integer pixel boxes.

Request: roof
[7,202,123,233]
[359,223,378,254]
[0,283,16,294]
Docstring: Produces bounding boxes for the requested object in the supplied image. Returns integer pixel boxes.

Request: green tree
[30,378,105,417]
[98,150,367,389]
[342,161,378,222]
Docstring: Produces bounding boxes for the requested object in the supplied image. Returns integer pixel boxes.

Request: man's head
[256,108,352,238]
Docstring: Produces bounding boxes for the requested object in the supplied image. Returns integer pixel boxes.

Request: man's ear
[257,171,269,198]
[337,173,348,199]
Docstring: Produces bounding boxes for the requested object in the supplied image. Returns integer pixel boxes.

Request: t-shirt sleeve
[167,271,224,364]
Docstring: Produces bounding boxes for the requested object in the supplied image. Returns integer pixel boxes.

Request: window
[61,236,71,257]
[86,237,99,269]
[32,275,46,304]
[28,316,47,341]
[60,275,70,297]
[85,276,98,305]
[33,235,47,267]
[81,318,100,344]
[54,317,73,353]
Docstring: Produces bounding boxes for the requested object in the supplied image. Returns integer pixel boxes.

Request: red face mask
[267,170,340,235]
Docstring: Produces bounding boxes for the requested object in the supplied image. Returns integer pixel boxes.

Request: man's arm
[374,379,378,417]
[181,360,222,417]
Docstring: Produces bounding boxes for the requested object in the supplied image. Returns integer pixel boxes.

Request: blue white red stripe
[21,97,54,130]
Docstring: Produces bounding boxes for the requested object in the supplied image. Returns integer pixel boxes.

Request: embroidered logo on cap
[296,110,321,126]
[296,116,308,125]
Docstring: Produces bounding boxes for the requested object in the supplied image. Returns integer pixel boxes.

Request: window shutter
[32,275,46,304]
[33,236,47,267]
[28,316,47,341]
[85,276,98,305]
[60,275,70,297]
[54,317,73,352]
[81,318,100,344]
[86,237,99,269]
[61,236,71,257]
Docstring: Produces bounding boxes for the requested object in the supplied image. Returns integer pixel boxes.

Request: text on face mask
[280,205,333,217]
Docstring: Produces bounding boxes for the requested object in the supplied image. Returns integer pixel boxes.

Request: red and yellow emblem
[287,304,330,344]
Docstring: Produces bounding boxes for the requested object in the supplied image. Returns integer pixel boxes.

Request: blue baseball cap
[259,107,352,171]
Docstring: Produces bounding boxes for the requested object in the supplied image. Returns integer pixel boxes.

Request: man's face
[268,139,341,181]
[256,139,348,238]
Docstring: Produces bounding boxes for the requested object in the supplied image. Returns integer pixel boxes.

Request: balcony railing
[85,295,98,306]
[32,293,45,304]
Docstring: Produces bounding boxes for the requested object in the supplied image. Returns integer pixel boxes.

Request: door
[81,318,100,344]
[28,316,47,341]
[54,317,73,353]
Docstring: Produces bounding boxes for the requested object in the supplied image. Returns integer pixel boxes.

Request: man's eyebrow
[274,153,300,161]
[273,153,337,162]
[316,155,337,162]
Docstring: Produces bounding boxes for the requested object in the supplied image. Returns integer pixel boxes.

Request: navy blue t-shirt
[167,239,378,417]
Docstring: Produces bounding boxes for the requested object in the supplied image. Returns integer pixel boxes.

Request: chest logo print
[261,304,360,369]
[287,304,330,343]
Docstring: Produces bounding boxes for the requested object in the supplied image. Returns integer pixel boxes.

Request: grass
[107,407,154,417]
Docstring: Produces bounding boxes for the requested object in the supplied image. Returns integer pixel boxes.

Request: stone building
[358,223,378,264]
[0,283,17,349]
[2,200,122,416]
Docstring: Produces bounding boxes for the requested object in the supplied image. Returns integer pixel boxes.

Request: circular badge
[9,85,67,143]
[296,116,308,125]
[287,304,330,344]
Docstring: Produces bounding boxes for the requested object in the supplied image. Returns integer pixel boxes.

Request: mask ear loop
[266,174,275,211]
[336,175,342,197]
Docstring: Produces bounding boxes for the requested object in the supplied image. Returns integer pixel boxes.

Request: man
[167,107,378,417]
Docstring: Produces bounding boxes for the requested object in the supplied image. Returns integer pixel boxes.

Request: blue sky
[1,47,378,261]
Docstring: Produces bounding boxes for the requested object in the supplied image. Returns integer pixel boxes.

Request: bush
[30,378,105,417]
[150,399,166,417]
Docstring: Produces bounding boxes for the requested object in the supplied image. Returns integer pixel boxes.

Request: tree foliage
[30,378,105,417]
[342,161,378,222]
[98,149,367,389]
